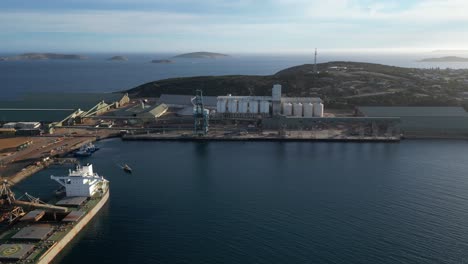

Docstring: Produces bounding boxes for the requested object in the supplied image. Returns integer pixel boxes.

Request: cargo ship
[0,164,109,263]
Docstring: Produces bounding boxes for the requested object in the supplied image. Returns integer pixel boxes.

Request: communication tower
[313,48,318,74]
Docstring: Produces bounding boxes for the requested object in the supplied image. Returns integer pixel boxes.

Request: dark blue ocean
[2,52,468,99]
[4,52,468,263]
[16,139,468,264]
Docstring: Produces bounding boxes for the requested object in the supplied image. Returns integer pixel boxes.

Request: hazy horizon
[3,49,468,56]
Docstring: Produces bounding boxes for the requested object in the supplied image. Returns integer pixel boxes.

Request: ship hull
[37,190,109,264]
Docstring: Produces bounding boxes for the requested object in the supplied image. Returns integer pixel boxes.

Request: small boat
[74,149,92,157]
[85,143,100,153]
[122,164,132,173]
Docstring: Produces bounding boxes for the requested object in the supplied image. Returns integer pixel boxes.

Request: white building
[216,84,323,117]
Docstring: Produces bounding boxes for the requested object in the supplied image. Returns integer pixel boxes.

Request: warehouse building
[136,104,169,122]
[158,94,217,108]
[356,106,468,137]
[105,100,169,121]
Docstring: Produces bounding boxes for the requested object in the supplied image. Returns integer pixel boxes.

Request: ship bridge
[51,164,108,197]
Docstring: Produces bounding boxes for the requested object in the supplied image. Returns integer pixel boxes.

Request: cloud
[1,0,468,52]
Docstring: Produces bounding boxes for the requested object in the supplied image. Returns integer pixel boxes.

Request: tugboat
[85,143,100,153]
[74,146,91,157]
[122,164,132,173]
[74,143,99,157]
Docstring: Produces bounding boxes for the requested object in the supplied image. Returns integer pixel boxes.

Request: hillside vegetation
[127,62,468,108]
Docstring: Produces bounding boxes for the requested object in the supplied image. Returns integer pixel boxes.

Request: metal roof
[12,225,54,241]
[62,210,85,222]
[56,196,88,206]
[147,104,168,117]
[400,116,468,132]
[158,94,217,107]
[358,106,468,134]
[20,210,45,222]
[358,106,468,117]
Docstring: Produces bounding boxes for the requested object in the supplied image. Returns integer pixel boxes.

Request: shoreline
[5,133,119,187]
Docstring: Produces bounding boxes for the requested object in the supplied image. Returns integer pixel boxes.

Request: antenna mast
[313,48,318,74]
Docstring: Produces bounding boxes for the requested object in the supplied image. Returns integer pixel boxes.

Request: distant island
[433,50,468,53]
[108,56,128,61]
[418,56,468,62]
[151,59,173,64]
[172,52,229,59]
[0,53,87,61]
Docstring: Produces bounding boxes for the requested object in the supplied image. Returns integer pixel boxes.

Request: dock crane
[192,90,209,136]
[0,179,68,224]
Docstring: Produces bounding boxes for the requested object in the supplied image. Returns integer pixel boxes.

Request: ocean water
[2,52,468,99]
[16,139,468,264]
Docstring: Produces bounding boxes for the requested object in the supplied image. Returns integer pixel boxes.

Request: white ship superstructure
[51,164,108,197]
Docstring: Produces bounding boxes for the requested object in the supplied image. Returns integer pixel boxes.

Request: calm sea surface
[15,139,468,264]
[4,53,468,263]
[2,52,468,99]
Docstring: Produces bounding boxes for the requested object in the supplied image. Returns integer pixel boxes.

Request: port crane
[0,179,68,224]
[192,90,209,136]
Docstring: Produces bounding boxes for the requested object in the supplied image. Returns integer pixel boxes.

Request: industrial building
[216,84,324,118]
[136,104,169,121]
[104,100,169,122]
[0,93,130,129]
[357,106,468,137]
[158,94,217,108]
[157,94,217,117]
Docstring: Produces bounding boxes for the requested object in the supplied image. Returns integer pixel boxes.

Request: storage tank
[249,100,259,113]
[217,99,226,113]
[293,103,303,117]
[227,100,238,113]
[282,102,292,116]
[260,101,270,114]
[303,103,314,118]
[238,100,249,113]
[272,84,282,101]
[313,103,324,117]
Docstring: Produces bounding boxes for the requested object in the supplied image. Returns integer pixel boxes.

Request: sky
[1,0,467,53]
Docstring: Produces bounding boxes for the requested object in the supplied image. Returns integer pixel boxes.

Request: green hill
[127,61,468,108]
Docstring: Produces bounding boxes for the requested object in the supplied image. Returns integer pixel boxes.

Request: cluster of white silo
[215,84,324,117]
[217,98,270,114]
[282,102,324,117]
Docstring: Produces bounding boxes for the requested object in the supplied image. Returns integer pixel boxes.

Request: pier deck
[123,130,400,143]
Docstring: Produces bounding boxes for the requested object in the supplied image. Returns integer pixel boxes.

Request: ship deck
[0,184,108,263]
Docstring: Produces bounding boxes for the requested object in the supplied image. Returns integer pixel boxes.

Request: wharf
[123,133,400,143]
